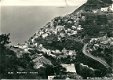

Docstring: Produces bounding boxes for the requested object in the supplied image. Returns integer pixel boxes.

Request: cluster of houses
[88,36,113,52]
[91,5,113,14]
[26,7,85,45]
[101,5,113,12]
[13,38,78,71]
[32,55,52,69]
[30,13,84,45]
[38,44,77,57]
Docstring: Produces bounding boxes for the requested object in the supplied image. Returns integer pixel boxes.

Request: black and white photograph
[0,0,113,79]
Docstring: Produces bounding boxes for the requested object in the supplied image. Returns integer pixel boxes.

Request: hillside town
[0,0,113,79]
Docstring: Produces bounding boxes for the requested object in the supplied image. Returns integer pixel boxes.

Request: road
[82,43,110,69]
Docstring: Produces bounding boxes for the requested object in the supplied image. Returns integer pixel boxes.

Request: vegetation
[0,0,113,79]
[87,36,113,67]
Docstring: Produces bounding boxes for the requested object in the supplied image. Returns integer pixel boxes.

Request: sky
[0,0,87,45]
[1,0,87,6]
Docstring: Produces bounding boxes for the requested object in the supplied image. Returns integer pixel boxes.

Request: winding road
[82,43,110,69]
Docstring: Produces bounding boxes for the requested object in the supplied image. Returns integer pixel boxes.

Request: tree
[0,33,10,47]
[0,34,18,78]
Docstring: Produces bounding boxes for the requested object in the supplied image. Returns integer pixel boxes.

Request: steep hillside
[24,0,113,78]
[22,1,113,78]
[1,0,113,79]
[27,0,113,78]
